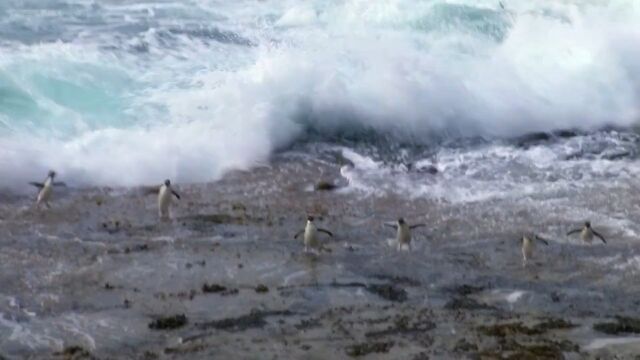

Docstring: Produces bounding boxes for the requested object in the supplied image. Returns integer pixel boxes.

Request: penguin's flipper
[566,228,581,236]
[535,235,550,245]
[29,182,44,189]
[172,190,181,200]
[53,182,67,187]
[141,186,160,196]
[318,228,333,237]
[383,222,398,229]
[410,223,426,230]
[593,230,607,244]
[293,230,304,239]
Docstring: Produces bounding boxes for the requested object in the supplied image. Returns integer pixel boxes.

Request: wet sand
[2,155,640,359]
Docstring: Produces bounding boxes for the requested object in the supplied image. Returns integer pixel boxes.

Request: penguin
[294,216,333,253]
[567,221,606,244]
[29,170,65,209]
[384,218,426,251]
[145,179,181,220]
[520,233,549,267]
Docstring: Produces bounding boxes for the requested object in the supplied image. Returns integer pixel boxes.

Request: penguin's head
[585,221,591,228]
[307,215,314,222]
[164,179,171,187]
[48,170,56,178]
[398,218,405,225]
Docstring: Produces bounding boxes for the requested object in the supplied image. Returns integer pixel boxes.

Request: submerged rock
[255,284,269,293]
[148,314,188,330]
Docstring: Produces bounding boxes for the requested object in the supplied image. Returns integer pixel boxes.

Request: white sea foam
[0,1,639,189]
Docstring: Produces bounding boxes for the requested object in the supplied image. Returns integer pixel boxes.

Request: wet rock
[164,343,207,355]
[295,317,321,330]
[448,284,484,296]
[148,314,188,330]
[454,338,478,352]
[516,132,552,147]
[301,344,311,351]
[365,312,435,338]
[255,284,269,293]
[142,351,158,359]
[315,181,338,191]
[478,322,542,337]
[231,203,246,212]
[221,288,239,296]
[104,282,115,290]
[202,283,227,293]
[445,297,494,311]
[124,244,149,254]
[188,214,247,224]
[416,165,438,175]
[481,338,580,359]
[553,129,579,138]
[53,346,95,360]
[345,341,394,357]
[372,274,421,286]
[411,352,430,360]
[197,309,293,332]
[533,318,576,332]
[365,284,407,302]
[593,316,640,335]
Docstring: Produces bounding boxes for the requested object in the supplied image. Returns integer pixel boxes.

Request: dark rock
[533,318,577,332]
[454,338,478,352]
[594,316,640,335]
[445,297,494,311]
[345,341,394,357]
[516,132,552,147]
[365,284,407,302]
[221,288,239,296]
[148,314,188,330]
[417,165,438,175]
[478,322,542,337]
[553,129,579,138]
[295,318,321,330]
[124,244,149,254]
[448,284,484,296]
[53,346,94,360]
[255,284,269,293]
[197,309,293,332]
[315,181,338,191]
[202,283,226,293]
[372,274,421,286]
[104,282,115,290]
[301,344,311,351]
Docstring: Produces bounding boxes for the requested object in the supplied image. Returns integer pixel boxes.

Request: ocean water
[0,0,638,190]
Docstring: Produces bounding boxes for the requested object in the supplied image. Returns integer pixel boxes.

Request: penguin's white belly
[158,187,172,217]
[397,227,411,245]
[581,229,593,242]
[37,185,52,204]
[304,227,318,248]
[522,240,533,260]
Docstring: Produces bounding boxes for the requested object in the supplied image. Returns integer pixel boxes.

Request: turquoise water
[0,0,638,187]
